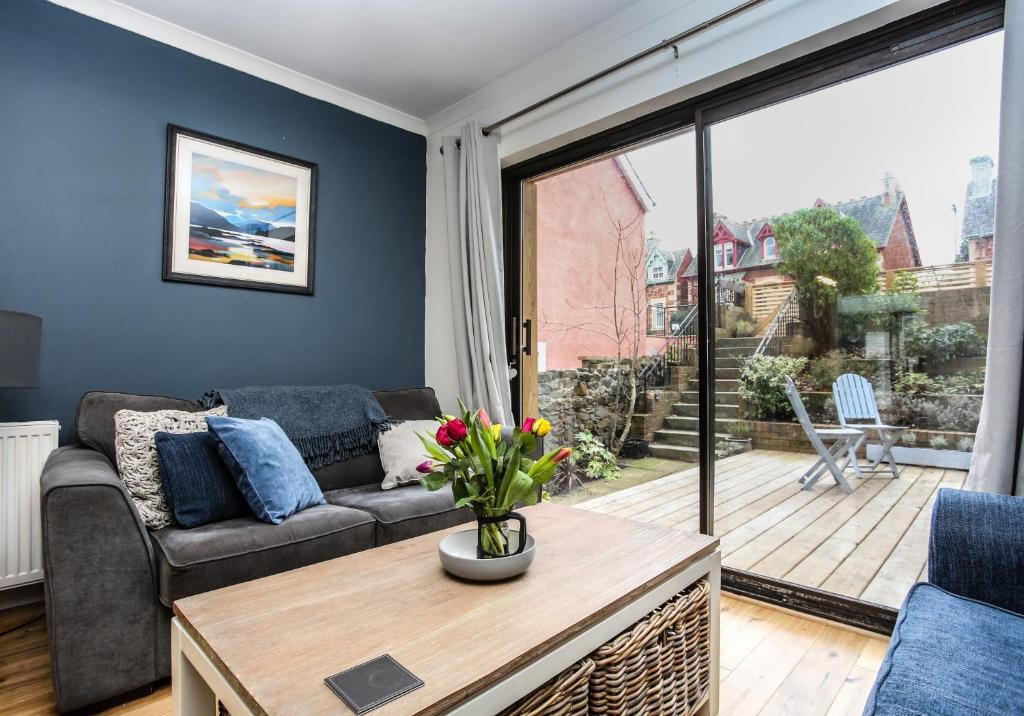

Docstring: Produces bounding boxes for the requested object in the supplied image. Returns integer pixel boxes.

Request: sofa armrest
[928,487,1024,614]
[41,447,165,712]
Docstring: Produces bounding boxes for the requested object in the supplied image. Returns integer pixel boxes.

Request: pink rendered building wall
[535,158,648,371]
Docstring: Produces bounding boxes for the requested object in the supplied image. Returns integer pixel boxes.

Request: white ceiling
[102,0,642,121]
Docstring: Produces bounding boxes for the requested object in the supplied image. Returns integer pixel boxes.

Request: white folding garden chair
[832,373,907,479]
[784,376,864,494]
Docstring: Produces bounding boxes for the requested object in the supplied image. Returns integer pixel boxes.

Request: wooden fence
[744,279,795,331]
[880,259,991,292]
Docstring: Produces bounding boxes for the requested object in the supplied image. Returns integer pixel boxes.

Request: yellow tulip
[534,418,552,437]
[490,424,503,442]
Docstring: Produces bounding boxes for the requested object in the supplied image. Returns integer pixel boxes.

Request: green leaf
[419,472,448,491]
[496,444,520,508]
[500,470,534,511]
[417,433,451,463]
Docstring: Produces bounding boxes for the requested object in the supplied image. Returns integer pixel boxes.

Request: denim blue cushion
[864,582,1024,715]
[206,416,325,525]
[154,431,250,528]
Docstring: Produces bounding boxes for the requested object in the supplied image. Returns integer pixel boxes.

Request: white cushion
[378,420,439,490]
[114,406,227,529]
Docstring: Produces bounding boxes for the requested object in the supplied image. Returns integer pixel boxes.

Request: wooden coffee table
[171,503,720,715]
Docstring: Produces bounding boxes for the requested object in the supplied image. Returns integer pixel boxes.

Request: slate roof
[677,191,909,280]
[962,180,996,240]
[646,247,689,285]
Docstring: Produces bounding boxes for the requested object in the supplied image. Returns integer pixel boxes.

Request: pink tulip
[416,461,435,474]
[436,424,455,447]
[552,447,573,464]
[478,408,492,430]
[445,418,469,442]
[522,417,536,434]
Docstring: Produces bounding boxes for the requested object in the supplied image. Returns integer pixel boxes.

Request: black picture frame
[162,124,318,295]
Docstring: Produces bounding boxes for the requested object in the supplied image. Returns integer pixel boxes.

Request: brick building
[661,174,922,309]
[959,155,996,262]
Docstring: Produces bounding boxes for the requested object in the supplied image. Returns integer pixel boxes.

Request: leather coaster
[324,654,424,714]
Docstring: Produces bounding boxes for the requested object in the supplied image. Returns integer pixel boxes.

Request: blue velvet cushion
[206,416,325,525]
[864,582,1024,715]
[154,431,250,528]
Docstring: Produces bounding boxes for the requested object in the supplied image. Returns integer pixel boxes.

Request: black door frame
[501,0,1003,634]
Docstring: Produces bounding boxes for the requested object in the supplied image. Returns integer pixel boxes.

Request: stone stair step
[717,337,762,347]
[647,444,700,462]
[680,390,740,405]
[653,429,730,448]
[664,415,736,432]
[716,367,742,379]
[672,403,739,418]
[715,357,745,369]
[716,347,759,358]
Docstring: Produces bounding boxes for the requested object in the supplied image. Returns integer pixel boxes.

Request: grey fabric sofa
[41,387,471,713]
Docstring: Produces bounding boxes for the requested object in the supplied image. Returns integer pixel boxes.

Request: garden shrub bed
[746,419,974,455]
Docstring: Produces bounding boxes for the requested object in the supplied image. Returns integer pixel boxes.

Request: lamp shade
[0,310,41,388]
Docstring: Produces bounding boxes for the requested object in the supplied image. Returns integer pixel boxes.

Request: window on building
[714,245,723,270]
[722,242,735,268]
[763,236,777,259]
[651,263,666,280]
[649,301,665,332]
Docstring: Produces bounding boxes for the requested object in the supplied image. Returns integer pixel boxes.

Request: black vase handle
[507,511,528,556]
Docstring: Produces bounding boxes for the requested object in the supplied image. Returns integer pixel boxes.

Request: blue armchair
[864,489,1024,715]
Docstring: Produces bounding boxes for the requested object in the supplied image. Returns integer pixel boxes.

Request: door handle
[522,319,533,356]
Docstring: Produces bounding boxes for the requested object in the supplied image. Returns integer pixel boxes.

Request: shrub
[804,350,878,390]
[894,371,938,396]
[957,436,975,452]
[727,420,751,439]
[731,319,757,338]
[568,430,621,481]
[904,322,985,364]
[739,355,809,420]
[928,435,949,450]
[932,370,985,395]
[900,431,917,446]
[879,394,981,432]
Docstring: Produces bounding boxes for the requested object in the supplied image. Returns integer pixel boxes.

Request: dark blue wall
[0,0,427,442]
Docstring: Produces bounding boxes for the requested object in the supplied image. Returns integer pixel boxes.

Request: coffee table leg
[172,619,216,715]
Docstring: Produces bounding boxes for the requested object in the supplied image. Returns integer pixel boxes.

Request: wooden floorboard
[578,449,966,610]
[0,594,891,716]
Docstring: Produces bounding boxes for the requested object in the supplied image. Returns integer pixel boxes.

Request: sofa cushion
[208,416,325,524]
[154,431,249,528]
[76,391,203,464]
[864,582,1024,716]
[149,504,374,605]
[324,483,472,545]
[313,388,443,491]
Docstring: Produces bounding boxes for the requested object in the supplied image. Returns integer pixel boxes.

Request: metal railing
[639,303,698,395]
[753,287,800,357]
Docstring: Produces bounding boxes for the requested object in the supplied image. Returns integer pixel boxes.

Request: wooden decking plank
[750,474,896,580]
[656,457,810,529]
[783,467,928,588]
[819,467,945,602]
[600,451,769,517]
[859,472,966,607]
[758,627,867,716]
[718,479,866,562]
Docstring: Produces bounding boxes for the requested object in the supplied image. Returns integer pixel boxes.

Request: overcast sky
[625,31,1003,267]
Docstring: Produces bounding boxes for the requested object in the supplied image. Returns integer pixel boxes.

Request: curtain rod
[440,0,767,155]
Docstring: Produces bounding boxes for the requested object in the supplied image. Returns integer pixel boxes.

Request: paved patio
[573,449,967,609]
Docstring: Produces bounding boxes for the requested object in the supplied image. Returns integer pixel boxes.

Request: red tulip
[522,417,536,434]
[445,418,468,442]
[478,408,492,430]
[436,424,455,447]
[416,461,435,474]
[552,447,573,464]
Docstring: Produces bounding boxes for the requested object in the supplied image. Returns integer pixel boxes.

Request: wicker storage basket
[589,579,711,715]
[501,658,595,716]
[503,579,710,716]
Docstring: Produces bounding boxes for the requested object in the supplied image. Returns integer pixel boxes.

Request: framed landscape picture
[163,125,317,294]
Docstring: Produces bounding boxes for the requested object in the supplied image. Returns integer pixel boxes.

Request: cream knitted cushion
[114,406,227,529]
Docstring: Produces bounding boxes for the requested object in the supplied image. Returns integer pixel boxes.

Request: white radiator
[0,420,59,590]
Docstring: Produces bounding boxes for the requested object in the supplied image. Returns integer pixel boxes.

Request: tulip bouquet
[417,401,571,558]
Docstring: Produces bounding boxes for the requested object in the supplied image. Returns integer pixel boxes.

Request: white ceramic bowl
[438,529,535,581]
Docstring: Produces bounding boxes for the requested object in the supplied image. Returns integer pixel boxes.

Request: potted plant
[725,420,752,453]
[417,401,571,559]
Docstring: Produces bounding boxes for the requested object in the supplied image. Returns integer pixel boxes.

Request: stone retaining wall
[537,359,636,448]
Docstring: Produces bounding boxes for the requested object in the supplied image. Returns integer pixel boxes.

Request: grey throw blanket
[201,385,391,470]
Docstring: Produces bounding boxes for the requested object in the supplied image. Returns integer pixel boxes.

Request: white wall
[424,0,943,411]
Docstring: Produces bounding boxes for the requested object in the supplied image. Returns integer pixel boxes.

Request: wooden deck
[578,449,967,609]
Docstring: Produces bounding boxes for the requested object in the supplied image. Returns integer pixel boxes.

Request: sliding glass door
[503,0,1004,631]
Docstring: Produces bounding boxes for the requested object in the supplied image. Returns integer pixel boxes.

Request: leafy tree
[775,207,879,353]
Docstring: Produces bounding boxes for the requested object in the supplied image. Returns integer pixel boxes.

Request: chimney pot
[969,155,994,198]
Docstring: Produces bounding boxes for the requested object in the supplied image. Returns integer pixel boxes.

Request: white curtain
[441,122,514,425]
[967,3,1024,496]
